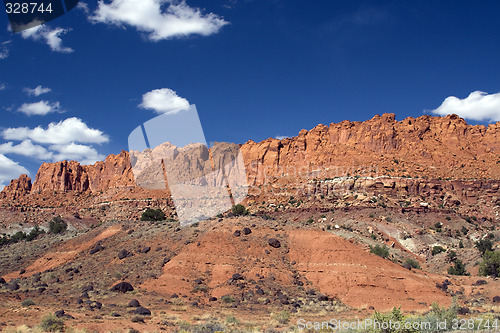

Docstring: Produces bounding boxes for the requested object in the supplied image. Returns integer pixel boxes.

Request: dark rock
[89,301,102,310]
[7,281,19,291]
[118,249,131,260]
[473,280,488,286]
[191,301,199,307]
[171,293,178,298]
[140,246,151,254]
[111,282,134,293]
[243,227,252,235]
[162,257,171,266]
[233,230,241,237]
[82,285,94,293]
[111,312,121,317]
[128,299,140,307]
[256,288,264,295]
[19,269,25,274]
[209,297,217,301]
[493,296,500,303]
[194,279,203,285]
[318,294,329,301]
[133,306,151,315]
[89,244,104,255]
[268,238,281,248]
[0,277,5,284]
[76,298,83,304]
[81,291,89,299]
[131,316,144,323]
[402,262,412,270]
[265,249,270,254]
[55,310,75,319]
[458,307,470,315]
[232,273,244,280]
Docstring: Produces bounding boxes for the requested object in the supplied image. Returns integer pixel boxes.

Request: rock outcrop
[0,174,32,200]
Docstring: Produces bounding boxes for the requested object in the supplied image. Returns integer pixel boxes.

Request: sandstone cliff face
[241,114,500,185]
[1,114,499,199]
[30,151,135,194]
[0,174,32,200]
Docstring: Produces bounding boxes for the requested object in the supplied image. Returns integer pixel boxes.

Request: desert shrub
[370,244,389,258]
[21,298,35,307]
[221,295,235,303]
[371,307,418,333]
[49,216,67,234]
[231,204,248,216]
[272,310,290,324]
[225,315,239,325]
[39,314,65,332]
[475,239,493,256]
[459,241,464,248]
[447,259,469,276]
[479,251,500,277]
[140,208,165,221]
[447,250,457,262]
[26,226,44,241]
[404,258,420,269]
[10,231,26,243]
[431,245,445,256]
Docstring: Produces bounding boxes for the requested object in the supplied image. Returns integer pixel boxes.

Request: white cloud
[0,140,53,160]
[0,154,29,190]
[24,85,52,96]
[430,91,500,122]
[139,88,190,114]
[2,117,109,145]
[0,83,5,91]
[17,100,62,116]
[0,41,10,59]
[275,135,289,140]
[50,142,105,164]
[91,0,228,41]
[21,25,74,53]
[77,1,90,13]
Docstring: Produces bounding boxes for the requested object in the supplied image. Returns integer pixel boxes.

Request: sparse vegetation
[221,295,235,303]
[39,314,65,332]
[0,225,45,247]
[479,250,500,277]
[231,204,249,216]
[272,310,290,324]
[49,216,67,234]
[447,259,469,276]
[140,208,165,221]
[431,245,445,256]
[404,258,420,270]
[475,238,493,256]
[21,299,35,307]
[370,244,389,259]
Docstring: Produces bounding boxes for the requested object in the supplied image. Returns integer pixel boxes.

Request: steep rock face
[241,114,500,185]
[30,151,134,194]
[0,174,32,200]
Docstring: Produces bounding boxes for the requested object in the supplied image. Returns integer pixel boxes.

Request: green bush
[231,204,248,216]
[475,239,493,256]
[479,251,500,277]
[404,258,420,269]
[26,226,44,241]
[447,250,457,262]
[447,259,469,276]
[272,310,290,324]
[21,299,35,307]
[371,307,418,333]
[431,245,445,256]
[39,314,65,332]
[221,295,235,303]
[370,244,389,259]
[49,216,67,234]
[140,208,165,221]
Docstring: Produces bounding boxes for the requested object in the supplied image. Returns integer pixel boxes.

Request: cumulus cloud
[17,100,62,116]
[0,154,29,189]
[91,0,228,41]
[0,140,53,160]
[0,83,5,91]
[275,135,289,140]
[21,25,74,53]
[430,91,500,122]
[24,85,52,96]
[77,1,90,13]
[139,88,190,114]
[0,41,10,59]
[2,117,109,145]
[50,142,105,165]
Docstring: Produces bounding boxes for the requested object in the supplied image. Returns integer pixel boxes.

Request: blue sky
[1,0,500,187]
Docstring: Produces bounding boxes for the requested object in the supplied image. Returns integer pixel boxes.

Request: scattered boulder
[7,281,19,291]
[118,249,132,259]
[54,310,75,319]
[268,238,281,248]
[82,285,94,293]
[243,227,252,235]
[89,243,104,255]
[233,230,241,237]
[209,297,217,302]
[0,277,5,285]
[133,306,151,315]
[232,273,244,280]
[493,296,500,303]
[458,307,470,315]
[128,299,140,307]
[318,294,329,302]
[140,246,151,254]
[473,280,488,286]
[111,282,134,293]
